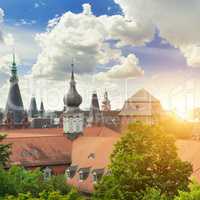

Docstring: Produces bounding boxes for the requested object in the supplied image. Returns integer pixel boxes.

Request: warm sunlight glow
[170,96,195,120]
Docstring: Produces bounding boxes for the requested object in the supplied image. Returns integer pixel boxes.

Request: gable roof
[127,89,159,103]
[119,89,162,116]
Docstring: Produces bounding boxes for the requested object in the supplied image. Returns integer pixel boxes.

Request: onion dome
[63,63,82,108]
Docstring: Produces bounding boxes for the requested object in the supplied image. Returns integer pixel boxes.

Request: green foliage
[3,190,85,200]
[0,166,78,199]
[42,174,71,195]
[93,122,192,200]
[0,134,11,167]
[141,188,168,200]
[174,181,200,200]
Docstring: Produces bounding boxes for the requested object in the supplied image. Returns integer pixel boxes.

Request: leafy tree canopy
[0,134,11,167]
[93,122,192,200]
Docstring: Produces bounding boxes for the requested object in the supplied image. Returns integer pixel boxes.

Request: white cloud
[34,3,39,8]
[15,19,37,26]
[95,54,144,80]
[32,3,151,80]
[0,8,5,42]
[0,8,4,22]
[34,1,45,8]
[114,0,200,67]
[0,8,14,47]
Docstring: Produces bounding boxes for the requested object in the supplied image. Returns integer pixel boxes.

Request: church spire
[101,89,111,111]
[5,53,25,125]
[71,60,74,81]
[10,53,18,82]
[39,100,45,117]
[88,91,102,126]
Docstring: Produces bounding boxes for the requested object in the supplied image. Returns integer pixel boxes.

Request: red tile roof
[177,140,200,182]
[1,134,72,167]
[4,128,64,138]
[67,136,119,193]
[83,126,119,137]
[0,127,119,170]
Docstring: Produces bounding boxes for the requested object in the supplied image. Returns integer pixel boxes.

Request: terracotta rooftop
[83,126,120,137]
[2,128,64,138]
[177,140,200,182]
[2,135,72,167]
[67,136,119,193]
[0,127,119,170]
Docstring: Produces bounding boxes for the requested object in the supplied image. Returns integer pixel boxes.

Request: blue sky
[0,0,200,118]
[1,0,121,29]
[0,0,191,76]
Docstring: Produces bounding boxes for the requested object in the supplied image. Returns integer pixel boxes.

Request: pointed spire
[10,52,18,82]
[28,96,38,118]
[12,52,16,66]
[5,51,25,124]
[71,59,74,81]
[39,100,45,117]
[101,89,111,111]
[88,91,102,126]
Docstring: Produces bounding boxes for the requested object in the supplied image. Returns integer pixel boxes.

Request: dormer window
[78,167,90,182]
[79,171,84,182]
[92,168,104,183]
[65,165,77,179]
[88,153,95,160]
[92,172,98,183]
[43,167,52,180]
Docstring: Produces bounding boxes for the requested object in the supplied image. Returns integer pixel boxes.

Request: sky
[0,0,200,119]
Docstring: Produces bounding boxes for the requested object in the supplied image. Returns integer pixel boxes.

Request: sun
[172,98,194,120]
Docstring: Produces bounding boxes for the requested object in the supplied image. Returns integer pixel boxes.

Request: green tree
[93,122,192,200]
[42,175,71,194]
[174,181,200,200]
[3,190,85,200]
[0,134,11,167]
[0,166,73,198]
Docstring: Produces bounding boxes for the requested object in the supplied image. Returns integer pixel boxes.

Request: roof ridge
[5,135,66,140]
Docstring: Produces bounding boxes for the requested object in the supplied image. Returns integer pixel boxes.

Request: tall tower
[28,96,38,118]
[63,63,84,140]
[39,100,45,117]
[5,54,25,124]
[88,91,102,126]
[101,90,111,111]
